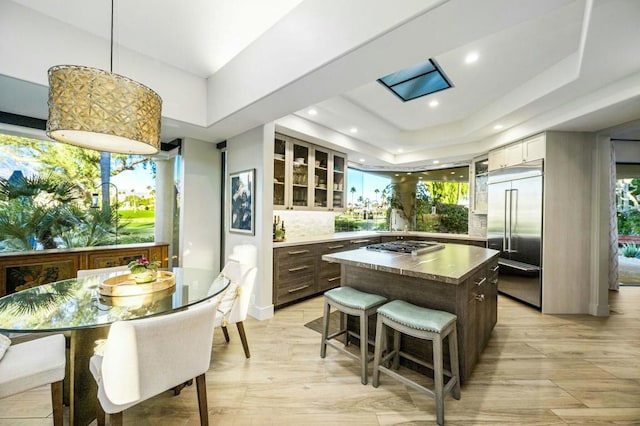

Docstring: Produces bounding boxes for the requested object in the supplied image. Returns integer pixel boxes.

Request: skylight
[378,58,453,102]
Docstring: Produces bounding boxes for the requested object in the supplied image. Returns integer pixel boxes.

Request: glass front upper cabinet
[274,133,346,212]
[273,134,311,210]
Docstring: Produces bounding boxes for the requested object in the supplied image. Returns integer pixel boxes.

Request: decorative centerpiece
[98,258,175,297]
[128,257,160,284]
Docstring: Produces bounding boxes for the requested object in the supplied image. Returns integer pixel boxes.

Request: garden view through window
[0,133,156,252]
[336,167,469,234]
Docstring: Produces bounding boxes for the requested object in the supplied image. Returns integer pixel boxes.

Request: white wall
[179,138,222,271]
[226,123,275,320]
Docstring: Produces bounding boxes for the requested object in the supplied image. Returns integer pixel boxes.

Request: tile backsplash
[273,210,335,237]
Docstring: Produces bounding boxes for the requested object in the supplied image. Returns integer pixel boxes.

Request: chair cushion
[0,334,65,399]
[0,334,9,361]
[325,287,387,310]
[377,300,457,333]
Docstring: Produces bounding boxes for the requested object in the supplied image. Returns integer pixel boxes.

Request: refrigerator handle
[503,189,509,253]
[509,189,517,253]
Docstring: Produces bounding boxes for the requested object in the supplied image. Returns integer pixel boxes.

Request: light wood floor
[1,288,639,425]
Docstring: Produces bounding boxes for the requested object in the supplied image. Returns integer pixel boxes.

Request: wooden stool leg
[433,335,445,426]
[392,329,401,370]
[372,316,385,388]
[359,311,368,385]
[51,380,63,426]
[341,312,349,346]
[449,326,461,400]
[320,300,331,358]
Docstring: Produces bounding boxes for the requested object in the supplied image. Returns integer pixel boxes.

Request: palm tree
[0,174,80,249]
[350,186,357,206]
[374,188,380,204]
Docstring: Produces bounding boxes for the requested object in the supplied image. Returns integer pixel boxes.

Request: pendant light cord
[110,0,114,73]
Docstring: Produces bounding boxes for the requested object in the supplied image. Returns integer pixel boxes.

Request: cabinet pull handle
[327,276,341,282]
[491,265,500,272]
[475,277,487,286]
[328,244,345,249]
[288,285,310,293]
[474,293,485,302]
[350,239,371,244]
[288,265,309,272]
[288,250,309,255]
[490,278,498,285]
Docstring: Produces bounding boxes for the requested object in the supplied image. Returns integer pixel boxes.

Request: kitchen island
[322,242,500,382]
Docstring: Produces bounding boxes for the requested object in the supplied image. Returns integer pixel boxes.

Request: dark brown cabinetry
[273,246,317,306]
[273,236,381,307]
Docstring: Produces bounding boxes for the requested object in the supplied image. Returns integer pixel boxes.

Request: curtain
[609,140,619,290]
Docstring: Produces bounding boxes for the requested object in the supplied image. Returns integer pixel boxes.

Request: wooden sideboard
[0,242,169,296]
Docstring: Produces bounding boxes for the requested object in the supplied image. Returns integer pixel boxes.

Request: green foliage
[435,203,469,233]
[621,243,640,258]
[0,173,135,251]
[616,178,640,236]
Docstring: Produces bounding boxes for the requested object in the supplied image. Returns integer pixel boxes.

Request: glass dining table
[0,267,229,426]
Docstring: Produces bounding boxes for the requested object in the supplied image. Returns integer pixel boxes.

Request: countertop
[272,231,486,248]
[322,243,499,285]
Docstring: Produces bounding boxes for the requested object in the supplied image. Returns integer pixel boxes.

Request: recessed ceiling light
[350,127,358,133]
[418,176,423,180]
[450,171,455,174]
[459,175,464,178]
[493,124,504,130]
[307,108,317,116]
[433,160,440,164]
[359,158,365,162]
[395,174,400,177]
[407,172,412,175]
[429,100,439,108]
[465,52,479,64]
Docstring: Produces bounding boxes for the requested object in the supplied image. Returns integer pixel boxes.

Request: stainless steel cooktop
[366,240,445,256]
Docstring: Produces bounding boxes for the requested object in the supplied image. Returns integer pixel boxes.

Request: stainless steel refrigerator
[487,160,543,308]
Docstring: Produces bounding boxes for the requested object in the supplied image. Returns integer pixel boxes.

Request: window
[378,58,453,102]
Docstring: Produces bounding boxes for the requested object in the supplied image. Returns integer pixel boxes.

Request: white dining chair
[89,301,218,426]
[213,244,258,358]
[0,334,66,426]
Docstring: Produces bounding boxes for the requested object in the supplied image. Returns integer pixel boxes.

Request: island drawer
[467,266,489,302]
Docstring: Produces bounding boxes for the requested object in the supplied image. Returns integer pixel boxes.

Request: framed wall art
[229,169,255,235]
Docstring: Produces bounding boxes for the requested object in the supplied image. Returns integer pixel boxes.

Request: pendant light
[46,0,162,155]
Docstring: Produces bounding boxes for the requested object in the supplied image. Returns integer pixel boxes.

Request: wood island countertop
[322,243,499,285]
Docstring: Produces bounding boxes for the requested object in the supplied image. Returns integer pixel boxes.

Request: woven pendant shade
[46,65,162,155]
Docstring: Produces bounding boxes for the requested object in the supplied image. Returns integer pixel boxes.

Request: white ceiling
[1,0,640,168]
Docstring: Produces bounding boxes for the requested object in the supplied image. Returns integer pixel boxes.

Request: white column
[155,158,175,266]
[589,135,611,316]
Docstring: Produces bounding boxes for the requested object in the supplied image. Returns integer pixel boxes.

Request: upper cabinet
[274,133,347,211]
[488,134,545,171]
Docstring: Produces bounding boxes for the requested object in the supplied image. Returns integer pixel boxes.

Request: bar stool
[320,287,387,384]
[372,300,460,426]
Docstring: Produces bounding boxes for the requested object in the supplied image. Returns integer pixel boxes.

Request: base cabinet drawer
[273,245,318,307]
[276,278,317,305]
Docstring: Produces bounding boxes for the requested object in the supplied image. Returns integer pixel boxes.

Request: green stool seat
[377,300,456,333]
[320,286,387,385]
[372,300,461,426]
[325,287,387,311]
